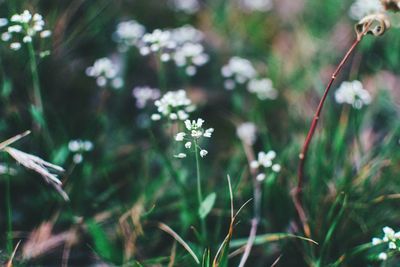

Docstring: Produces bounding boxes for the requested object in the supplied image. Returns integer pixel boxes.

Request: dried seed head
[381,0,400,12]
[355,13,391,39]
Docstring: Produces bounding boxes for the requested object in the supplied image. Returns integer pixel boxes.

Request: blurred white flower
[221,57,257,90]
[170,0,201,14]
[247,78,278,100]
[132,86,161,109]
[0,10,52,51]
[170,25,204,44]
[349,0,384,20]
[238,0,273,12]
[151,90,195,121]
[86,57,123,89]
[174,118,214,158]
[378,252,388,260]
[237,122,257,146]
[68,139,93,164]
[138,29,177,61]
[173,42,209,76]
[251,150,280,182]
[334,80,371,109]
[113,20,145,52]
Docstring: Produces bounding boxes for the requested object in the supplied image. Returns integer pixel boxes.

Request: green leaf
[86,220,118,262]
[198,192,216,219]
[30,105,46,128]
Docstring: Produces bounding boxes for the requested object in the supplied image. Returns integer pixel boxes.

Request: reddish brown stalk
[293,35,364,238]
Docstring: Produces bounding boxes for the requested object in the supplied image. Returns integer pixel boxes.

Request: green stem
[194,142,207,242]
[6,175,13,254]
[27,41,44,115]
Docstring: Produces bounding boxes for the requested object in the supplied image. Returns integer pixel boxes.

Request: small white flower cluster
[170,0,201,14]
[247,78,278,100]
[113,20,146,52]
[372,226,400,261]
[132,86,161,109]
[237,0,273,12]
[136,25,209,75]
[250,150,281,181]
[334,80,372,109]
[151,90,195,121]
[68,139,93,164]
[237,122,257,146]
[222,57,257,90]
[86,57,124,89]
[174,118,214,158]
[0,10,51,51]
[349,0,384,20]
[173,42,209,76]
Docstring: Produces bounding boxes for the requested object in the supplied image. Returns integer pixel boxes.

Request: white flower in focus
[170,0,200,14]
[349,0,384,20]
[247,78,278,100]
[0,10,52,52]
[86,57,123,89]
[334,80,371,109]
[113,20,145,51]
[151,90,195,121]
[238,0,273,12]
[221,57,257,90]
[132,86,161,109]
[237,122,257,146]
[174,118,213,158]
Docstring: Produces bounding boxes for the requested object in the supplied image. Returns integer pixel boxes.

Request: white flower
[272,164,281,173]
[388,242,397,249]
[221,57,257,89]
[0,18,8,27]
[372,238,382,245]
[10,42,21,50]
[174,153,187,158]
[247,78,278,100]
[113,20,145,51]
[132,86,161,109]
[175,118,213,158]
[175,132,186,141]
[173,42,209,76]
[349,0,384,20]
[256,173,266,181]
[238,0,273,12]
[251,150,280,180]
[73,154,83,164]
[152,90,194,120]
[1,10,51,51]
[335,80,371,109]
[378,252,388,261]
[200,149,208,157]
[237,122,257,145]
[151,114,162,121]
[170,0,200,14]
[86,57,123,89]
[68,139,93,165]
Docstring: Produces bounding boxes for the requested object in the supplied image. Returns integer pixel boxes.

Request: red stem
[293,36,363,237]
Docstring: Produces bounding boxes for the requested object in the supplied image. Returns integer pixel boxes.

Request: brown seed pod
[355,13,391,39]
[381,0,400,12]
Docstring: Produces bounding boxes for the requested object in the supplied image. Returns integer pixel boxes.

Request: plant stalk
[294,36,363,238]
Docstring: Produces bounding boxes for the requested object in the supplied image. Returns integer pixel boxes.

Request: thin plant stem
[27,41,44,115]
[238,142,260,267]
[294,35,364,238]
[6,174,13,254]
[194,141,207,242]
